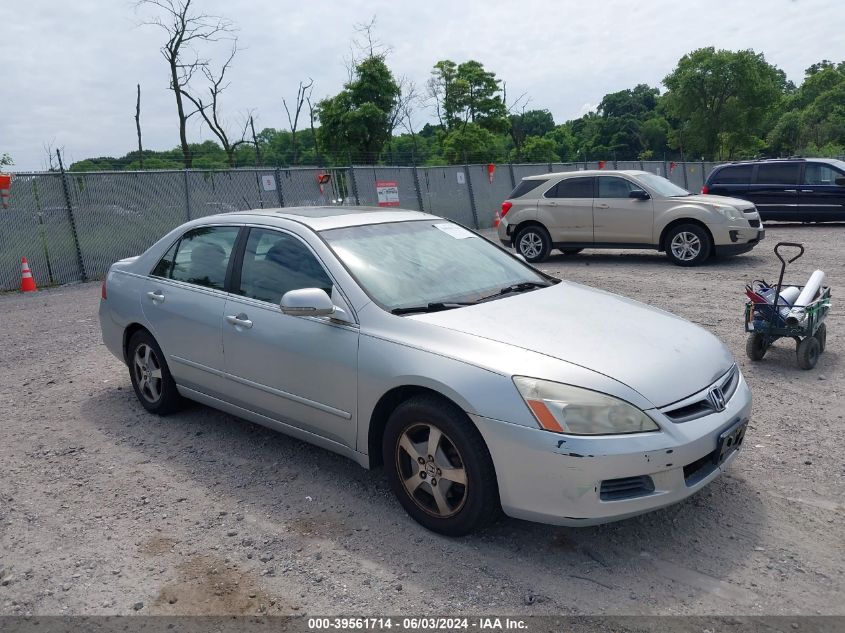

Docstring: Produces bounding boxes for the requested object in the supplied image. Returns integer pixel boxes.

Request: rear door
[799,162,845,221]
[141,225,241,398]
[749,162,802,221]
[593,175,654,244]
[536,176,594,244]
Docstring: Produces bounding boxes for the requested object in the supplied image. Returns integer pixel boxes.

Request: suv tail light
[501,201,513,217]
[701,185,709,194]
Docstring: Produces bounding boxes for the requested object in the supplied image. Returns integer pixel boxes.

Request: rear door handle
[784,189,798,193]
[146,290,165,303]
[596,203,610,209]
[226,314,253,329]
[800,189,813,193]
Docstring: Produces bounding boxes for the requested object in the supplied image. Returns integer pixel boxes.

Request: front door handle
[595,203,610,209]
[147,290,165,303]
[784,189,798,193]
[226,314,253,329]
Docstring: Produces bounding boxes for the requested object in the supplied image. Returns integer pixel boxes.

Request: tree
[441,123,504,163]
[0,153,12,169]
[181,42,250,167]
[428,60,508,132]
[283,79,314,165]
[521,136,559,163]
[137,0,237,168]
[662,48,787,159]
[317,56,400,163]
[135,84,144,169]
[509,109,555,159]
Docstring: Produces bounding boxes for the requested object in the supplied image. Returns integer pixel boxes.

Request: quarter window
[237,229,333,304]
[545,177,593,198]
[597,177,637,198]
[152,226,239,290]
[755,163,800,185]
[803,163,844,185]
[508,179,548,199]
[712,165,753,184]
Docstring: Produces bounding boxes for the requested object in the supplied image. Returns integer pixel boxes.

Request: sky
[3,0,844,170]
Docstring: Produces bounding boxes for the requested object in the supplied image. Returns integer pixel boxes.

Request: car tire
[382,395,500,536]
[560,248,583,256]
[746,333,767,361]
[665,224,711,267]
[815,323,827,353]
[796,336,820,370]
[515,225,552,263]
[127,330,182,415]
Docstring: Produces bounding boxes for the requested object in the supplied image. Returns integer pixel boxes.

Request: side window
[508,179,548,198]
[160,226,239,290]
[151,240,179,278]
[546,177,593,198]
[712,165,752,184]
[755,163,800,185]
[803,163,844,185]
[238,229,333,304]
[597,177,636,198]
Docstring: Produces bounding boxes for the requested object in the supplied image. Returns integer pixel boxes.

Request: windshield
[635,172,690,197]
[321,220,550,312]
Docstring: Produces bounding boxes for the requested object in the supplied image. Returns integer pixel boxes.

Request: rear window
[508,179,548,199]
[711,165,753,184]
[546,177,594,198]
[756,163,801,185]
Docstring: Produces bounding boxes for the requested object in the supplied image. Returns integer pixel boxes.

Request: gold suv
[497,170,764,266]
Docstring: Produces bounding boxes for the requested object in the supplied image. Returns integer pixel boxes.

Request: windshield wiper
[477,281,549,303]
[390,301,474,315]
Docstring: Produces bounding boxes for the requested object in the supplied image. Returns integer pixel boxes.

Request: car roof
[714,158,845,167]
[195,206,436,231]
[522,170,651,180]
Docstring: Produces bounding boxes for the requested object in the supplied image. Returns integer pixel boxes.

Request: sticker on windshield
[433,223,474,239]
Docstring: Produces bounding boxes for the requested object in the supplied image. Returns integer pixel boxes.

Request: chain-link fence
[0,160,724,291]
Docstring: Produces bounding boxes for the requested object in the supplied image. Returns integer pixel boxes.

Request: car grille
[749,219,761,228]
[599,475,655,501]
[661,365,739,423]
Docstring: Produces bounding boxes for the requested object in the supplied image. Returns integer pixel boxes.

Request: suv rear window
[756,163,801,185]
[508,179,548,199]
[711,165,753,184]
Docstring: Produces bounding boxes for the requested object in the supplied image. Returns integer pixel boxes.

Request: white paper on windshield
[433,223,474,239]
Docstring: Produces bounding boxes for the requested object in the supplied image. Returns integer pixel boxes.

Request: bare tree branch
[283,78,314,165]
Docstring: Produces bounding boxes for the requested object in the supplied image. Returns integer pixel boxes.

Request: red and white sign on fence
[376,180,400,207]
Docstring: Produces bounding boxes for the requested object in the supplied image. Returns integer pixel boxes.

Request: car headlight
[513,376,659,435]
[713,204,743,221]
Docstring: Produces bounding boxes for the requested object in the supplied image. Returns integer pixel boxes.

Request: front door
[141,225,241,398]
[799,162,845,221]
[536,176,594,244]
[221,227,359,448]
[593,176,654,244]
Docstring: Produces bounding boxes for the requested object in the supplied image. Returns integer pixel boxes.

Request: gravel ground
[0,222,843,617]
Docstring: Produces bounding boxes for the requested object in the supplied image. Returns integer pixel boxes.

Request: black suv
[703,158,845,222]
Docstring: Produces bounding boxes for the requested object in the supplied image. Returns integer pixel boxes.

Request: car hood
[673,194,756,211]
[410,281,734,408]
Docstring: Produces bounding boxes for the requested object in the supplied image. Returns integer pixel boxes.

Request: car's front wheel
[665,224,711,266]
[515,225,552,263]
[383,395,499,536]
[127,330,182,415]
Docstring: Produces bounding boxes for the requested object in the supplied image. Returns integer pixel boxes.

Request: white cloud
[2,0,844,169]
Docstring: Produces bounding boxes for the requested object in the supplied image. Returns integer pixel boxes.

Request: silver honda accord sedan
[99,206,751,536]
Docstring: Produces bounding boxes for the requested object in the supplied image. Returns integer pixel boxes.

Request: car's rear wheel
[127,330,182,415]
[515,225,552,263]
[665,224,711,267]
[383,395,499,536]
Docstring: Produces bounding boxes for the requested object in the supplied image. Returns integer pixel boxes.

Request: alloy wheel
[518,232,543,259]
[670,231,702,262]
[395,423,468,518]
[133,343,163,403]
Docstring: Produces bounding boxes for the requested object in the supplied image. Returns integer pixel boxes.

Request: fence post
[463,152,480,229]
[508,162,516,189]
[275,166,285,207]
[411,153,425,212]
[183,169,192,221]
[347,152,360,205]
[682,161,690,189]
[56,149,87,283]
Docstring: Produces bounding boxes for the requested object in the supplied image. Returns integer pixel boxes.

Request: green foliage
[430,60,508,133]
[317,56,400,164]
[441,123,506,163]
[520,136,559,163]
[662,47,787,159]
[0,153,12,169]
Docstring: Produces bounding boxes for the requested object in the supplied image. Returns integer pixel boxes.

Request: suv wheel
[516,225,551,263]
[665,224,711,267]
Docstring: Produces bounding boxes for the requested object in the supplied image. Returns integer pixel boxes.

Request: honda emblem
[709,387,726,412]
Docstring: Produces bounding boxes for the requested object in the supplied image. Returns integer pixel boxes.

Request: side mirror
[835,177,845,186]
[280,288,335,317]
[629,189,650,200]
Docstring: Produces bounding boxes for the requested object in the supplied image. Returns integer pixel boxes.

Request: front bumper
[712,223,765,256]
[472,373,752,526]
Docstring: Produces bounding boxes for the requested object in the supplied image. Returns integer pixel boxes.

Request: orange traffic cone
[20,257,37,292]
